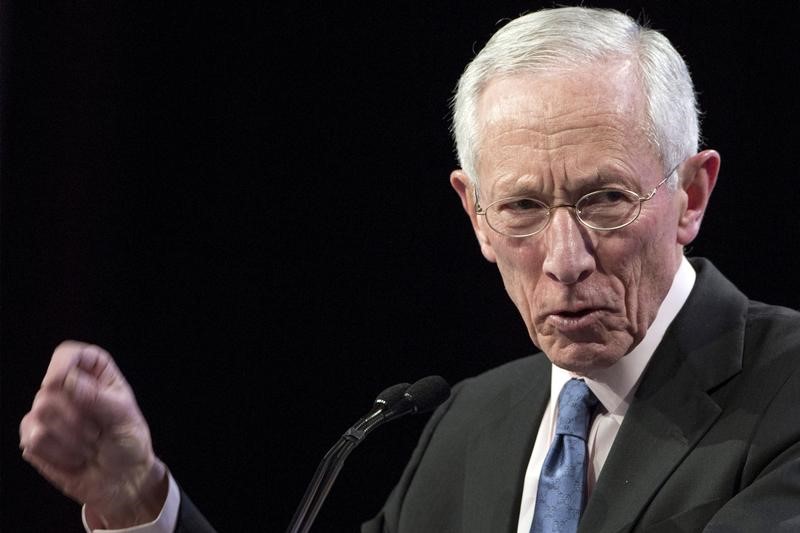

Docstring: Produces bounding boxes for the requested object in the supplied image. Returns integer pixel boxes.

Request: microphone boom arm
[285,376,449,533]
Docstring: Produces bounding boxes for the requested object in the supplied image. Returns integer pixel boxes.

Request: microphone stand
[286,376,449,533]
[286,406,386,533]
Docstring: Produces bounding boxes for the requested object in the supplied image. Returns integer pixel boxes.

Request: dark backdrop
[2,2,799,531]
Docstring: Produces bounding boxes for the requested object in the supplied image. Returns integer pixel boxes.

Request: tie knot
[555,379,598,440]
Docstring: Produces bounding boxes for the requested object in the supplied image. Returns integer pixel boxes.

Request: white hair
[451,7,700,187]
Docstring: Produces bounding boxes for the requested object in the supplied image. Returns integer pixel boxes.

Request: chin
[546,343,627,376]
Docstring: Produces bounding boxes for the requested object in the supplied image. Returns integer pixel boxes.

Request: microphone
[348,382,411,438]
[347,376,449,439]
[382,375,451,422]
[287,376,451,533]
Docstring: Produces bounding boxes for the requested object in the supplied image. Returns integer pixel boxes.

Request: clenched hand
[20,341,168,529]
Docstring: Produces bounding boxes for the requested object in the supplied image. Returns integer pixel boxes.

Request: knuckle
[19,413,33,440]
[23,424,49,452]
[30,391,52,415]
[29,391,77,427]
[54,339,87,356]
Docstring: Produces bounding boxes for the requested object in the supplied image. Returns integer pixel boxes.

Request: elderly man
[362,7,800,533]
[20,6,800,533]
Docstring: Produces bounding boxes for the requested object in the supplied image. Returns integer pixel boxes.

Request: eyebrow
[490,170,639,199]
[590,171,637,188]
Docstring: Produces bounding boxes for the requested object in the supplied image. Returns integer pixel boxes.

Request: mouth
[546,307,609,332]
[557,308,596,318]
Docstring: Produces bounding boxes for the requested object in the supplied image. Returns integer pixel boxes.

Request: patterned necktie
[530,378,599,533]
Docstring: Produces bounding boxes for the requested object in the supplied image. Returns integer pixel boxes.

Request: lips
[557,308,596,318]
[544,307,611,333]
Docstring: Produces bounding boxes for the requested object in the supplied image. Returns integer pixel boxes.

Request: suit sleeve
[174,488,217,533]
[703,364,800,532]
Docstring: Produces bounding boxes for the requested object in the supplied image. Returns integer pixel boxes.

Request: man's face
[454,61,693,376]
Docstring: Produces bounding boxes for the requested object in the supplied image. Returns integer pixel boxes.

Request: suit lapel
[461,358,551,533]
[579,342,723,533]
[580,258,747,533]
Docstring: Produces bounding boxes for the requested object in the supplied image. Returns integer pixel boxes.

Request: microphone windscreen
[405,375,450,414]
[376,382,411,407]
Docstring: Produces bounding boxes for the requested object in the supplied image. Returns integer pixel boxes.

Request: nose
[541,207,596,284]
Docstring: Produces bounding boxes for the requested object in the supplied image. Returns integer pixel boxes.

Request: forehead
[475,61,659,193]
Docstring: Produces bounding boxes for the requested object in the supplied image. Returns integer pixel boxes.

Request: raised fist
[20,341,168,529]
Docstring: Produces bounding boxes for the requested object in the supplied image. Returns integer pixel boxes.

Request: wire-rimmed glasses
[474,167,678,238]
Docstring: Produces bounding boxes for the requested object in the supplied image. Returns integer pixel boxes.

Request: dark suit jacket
[360,258,800,532]
[176,489,216,533]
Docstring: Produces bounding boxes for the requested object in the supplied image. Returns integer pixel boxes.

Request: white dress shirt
[82,472,180,533]
[516,257,696,533]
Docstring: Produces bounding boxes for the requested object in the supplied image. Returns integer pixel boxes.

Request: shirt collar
[550,256,696,416]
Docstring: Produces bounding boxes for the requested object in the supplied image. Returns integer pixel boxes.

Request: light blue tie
[530,378,598,533]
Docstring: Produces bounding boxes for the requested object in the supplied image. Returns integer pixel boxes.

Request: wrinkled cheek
[621,248,671,340]
[528,326,552,353]
[496,263,540,333]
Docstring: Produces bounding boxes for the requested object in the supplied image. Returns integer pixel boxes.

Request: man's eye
[588,190,632,205]
[503,198,544,212]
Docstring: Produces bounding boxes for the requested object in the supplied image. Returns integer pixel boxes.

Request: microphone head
[375,382,411,407]
[404,375,450,414]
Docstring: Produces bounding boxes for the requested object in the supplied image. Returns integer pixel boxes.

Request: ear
[677,149,721,246]
[450,170,497,263]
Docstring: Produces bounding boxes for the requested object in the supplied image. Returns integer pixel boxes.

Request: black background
[2,1,799,531]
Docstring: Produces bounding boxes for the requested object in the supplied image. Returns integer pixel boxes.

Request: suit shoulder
[746,299,800,326]
[462,352,549,387]
[447,353,550,412]
[744,300,800,362]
